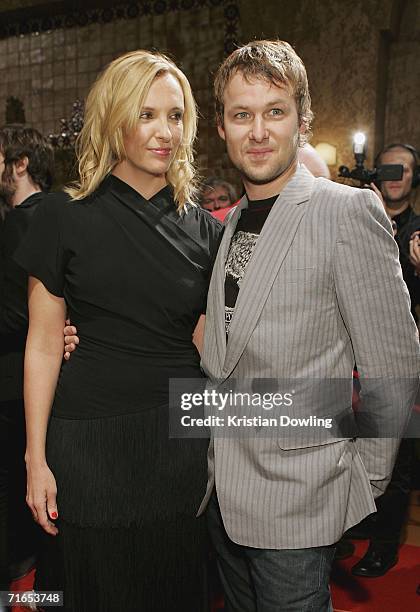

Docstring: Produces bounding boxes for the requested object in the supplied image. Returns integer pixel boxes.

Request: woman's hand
[192,314,205,356]
[26,461,59,536]
[64,318,79,361]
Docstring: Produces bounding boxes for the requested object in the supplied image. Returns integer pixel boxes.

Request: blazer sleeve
[332,187,420,497]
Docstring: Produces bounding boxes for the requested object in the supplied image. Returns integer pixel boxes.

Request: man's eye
[270,108,284,116]
[235,112,249,119]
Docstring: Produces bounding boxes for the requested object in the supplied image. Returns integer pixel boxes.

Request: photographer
[351,143,419,578]
[377,144,419,320]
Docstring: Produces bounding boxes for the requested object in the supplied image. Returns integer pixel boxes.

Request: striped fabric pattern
[198,164,420,549]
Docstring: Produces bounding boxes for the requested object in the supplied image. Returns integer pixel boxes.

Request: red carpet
[9,543,420,612]
[9,568,35,612]
[331,540,420,611]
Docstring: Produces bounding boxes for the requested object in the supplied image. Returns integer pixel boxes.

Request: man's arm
[0,209,32,336]
[63,315,207,359]
[333,187,419,496]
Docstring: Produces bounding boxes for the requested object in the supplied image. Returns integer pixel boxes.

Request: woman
[15,50,222,611]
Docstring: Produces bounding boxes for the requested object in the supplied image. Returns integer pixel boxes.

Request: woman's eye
[139,112,152,120]
[171,112,183,121]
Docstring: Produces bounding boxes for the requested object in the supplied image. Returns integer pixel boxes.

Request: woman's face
[117,72,185,188]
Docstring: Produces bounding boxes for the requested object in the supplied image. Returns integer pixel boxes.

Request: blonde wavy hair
[66,50,199,210]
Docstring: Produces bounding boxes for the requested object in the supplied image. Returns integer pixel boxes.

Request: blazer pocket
[280,267,316,283]
[278,436,350,450]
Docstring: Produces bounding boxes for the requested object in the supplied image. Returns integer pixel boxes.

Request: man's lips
[247,149,273,155]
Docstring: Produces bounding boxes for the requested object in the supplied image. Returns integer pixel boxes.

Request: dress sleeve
[206,212,224,267]
[14,195,67,298]
[202,210,224,314]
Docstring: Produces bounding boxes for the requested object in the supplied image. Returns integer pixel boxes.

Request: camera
[338,132,403,185]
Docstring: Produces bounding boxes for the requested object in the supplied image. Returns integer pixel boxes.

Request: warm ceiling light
[314,142,337,166]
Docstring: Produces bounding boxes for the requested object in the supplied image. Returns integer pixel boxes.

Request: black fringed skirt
[35,407,210,612]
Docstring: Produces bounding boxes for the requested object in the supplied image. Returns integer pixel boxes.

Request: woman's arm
[24,276,66,535]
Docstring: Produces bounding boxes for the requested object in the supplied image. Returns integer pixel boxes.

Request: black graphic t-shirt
[224,195,278,334]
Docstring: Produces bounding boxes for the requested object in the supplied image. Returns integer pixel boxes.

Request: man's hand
[369,183,397,236]
[369,182,386,209]
[409,231,420,275]
[64,318,79,360]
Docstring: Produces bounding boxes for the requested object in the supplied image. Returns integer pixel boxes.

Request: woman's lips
[149,148,172,157]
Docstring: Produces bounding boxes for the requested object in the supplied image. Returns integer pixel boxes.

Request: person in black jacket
[378,144,419,320]
[351,143,419,578]
[0,125,54,589]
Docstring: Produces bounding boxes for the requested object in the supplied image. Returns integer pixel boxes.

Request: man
[200,176,239,223]
[377,143,420,321]
[350,143,420,578]
[65,42,419,610]
[198,41,418,611]
[0,125,54,589]
[298,142,331,178]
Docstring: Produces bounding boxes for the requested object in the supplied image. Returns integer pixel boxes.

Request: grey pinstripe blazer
[198,164,420,549]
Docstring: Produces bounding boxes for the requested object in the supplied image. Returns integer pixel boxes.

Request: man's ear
[217,122,226,142]
[13,156,29,178]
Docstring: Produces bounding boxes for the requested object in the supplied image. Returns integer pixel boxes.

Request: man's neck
[384,198,411,219]
[12,183,41,207]
[243,158,298,201]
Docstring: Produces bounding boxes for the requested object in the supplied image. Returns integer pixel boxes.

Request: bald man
[298,143,331,179]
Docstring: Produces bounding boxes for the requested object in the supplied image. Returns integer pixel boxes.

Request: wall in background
[1,0,419,196]
[239,0,420,192]
[0,0,240,186]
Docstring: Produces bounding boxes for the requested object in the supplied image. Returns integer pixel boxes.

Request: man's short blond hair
[214,40,313,145]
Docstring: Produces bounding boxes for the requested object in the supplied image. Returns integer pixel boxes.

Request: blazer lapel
[222,165,315,377]
[207,198,247,371]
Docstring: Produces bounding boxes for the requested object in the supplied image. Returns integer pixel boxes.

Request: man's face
[217,73,303,189]
[201,185,232,211]
[379,148,414,204]
[0,150,16,204]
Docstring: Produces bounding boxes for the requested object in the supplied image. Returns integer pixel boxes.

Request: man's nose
[250,116,268,142]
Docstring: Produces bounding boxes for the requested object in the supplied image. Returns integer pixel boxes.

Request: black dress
[15,175,223,612]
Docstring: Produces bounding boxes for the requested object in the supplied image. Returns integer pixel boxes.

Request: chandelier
[48,100,84,149]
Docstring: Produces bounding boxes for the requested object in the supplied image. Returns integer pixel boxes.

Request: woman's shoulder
[183,203,223,235]
[180,204,224,258]
[39,189,98,218]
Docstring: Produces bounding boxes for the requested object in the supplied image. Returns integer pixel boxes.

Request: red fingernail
[51,511,58,519]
